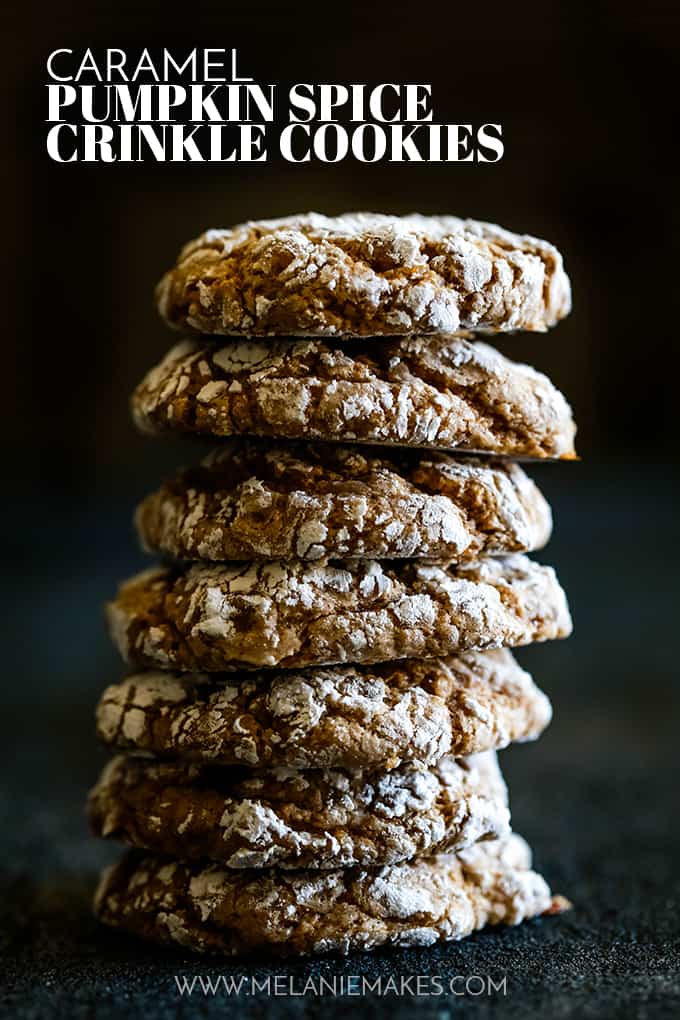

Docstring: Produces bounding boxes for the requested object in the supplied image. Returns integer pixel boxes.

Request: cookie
[88,751,509,870]
[155,213,571,337]
[131,335,576,460]
[106,554,572,672]
[95,650,552,771]
[135,442,552,563]
[94,833,566,956]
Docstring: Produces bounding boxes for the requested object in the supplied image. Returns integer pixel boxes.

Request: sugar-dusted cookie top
[155,213,571,337]
[106,554,572,673]
[95,650,552,771]
[88,751,509,870]
[135,442,552,563]
[94,833,566,956]
[132,335,576,459]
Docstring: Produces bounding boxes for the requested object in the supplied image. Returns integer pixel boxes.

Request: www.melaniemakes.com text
[45,48,504,164]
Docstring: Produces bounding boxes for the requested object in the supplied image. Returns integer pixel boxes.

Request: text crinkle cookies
[91,212,575,956]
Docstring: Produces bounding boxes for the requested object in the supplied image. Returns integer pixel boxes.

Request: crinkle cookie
[131,335,576,460]
[93,833,567,957]
[88,751,509,870]
[106,555,572,672]
[95,650,552,771]
[155,212,571,337]
[135,442,552,563]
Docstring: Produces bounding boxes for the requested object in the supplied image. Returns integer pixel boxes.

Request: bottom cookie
[93,834,566,957]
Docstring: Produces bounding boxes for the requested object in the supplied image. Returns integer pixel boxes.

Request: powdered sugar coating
[132,335,576,459]
[88,750,510,869]
[93,833,565,956]
[96,650,551,770]
[155,212,571,337]
[135,441,552,563]
[106,554,572,673]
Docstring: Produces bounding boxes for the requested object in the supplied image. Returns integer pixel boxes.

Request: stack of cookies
[90,213,576,957]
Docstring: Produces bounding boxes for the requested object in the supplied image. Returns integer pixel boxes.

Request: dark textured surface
[1,465,679,1019]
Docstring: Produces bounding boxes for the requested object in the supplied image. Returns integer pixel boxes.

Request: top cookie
[155,213,571,337]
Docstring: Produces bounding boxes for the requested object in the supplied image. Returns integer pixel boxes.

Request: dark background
[2,0,679,1017]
